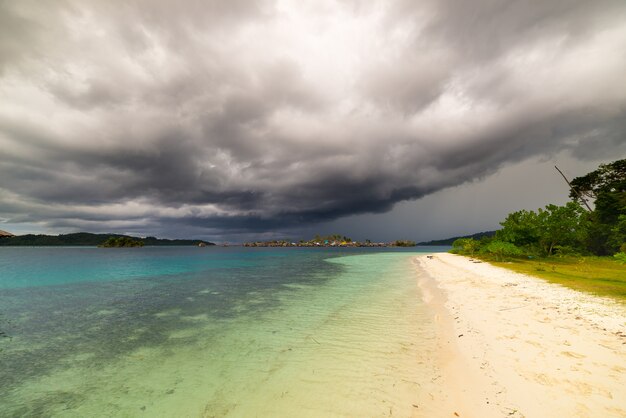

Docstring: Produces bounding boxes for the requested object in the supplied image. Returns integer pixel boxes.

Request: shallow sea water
[0,247,444,417]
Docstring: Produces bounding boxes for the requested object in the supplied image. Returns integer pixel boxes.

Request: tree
[497,210,541,248]
[536,202,588,256]
[451,238,481,256]
[569,159,626,255]
[497,202,587,256]
[569,159,626,203]
[484,241,522,261]
[608,215,626,252]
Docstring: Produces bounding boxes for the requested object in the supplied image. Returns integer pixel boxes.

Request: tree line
[452,159,626,262]
[0,232,214,247]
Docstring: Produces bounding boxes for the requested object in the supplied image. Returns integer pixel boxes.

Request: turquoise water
[0,246,445,417]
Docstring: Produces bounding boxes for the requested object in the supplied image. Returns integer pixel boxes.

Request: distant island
[0,232,214,247]
[416,230,497,246]
[244,234,416,248]
[99,236,145,248]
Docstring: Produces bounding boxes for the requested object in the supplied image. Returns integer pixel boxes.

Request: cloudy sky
[1,0,625,242]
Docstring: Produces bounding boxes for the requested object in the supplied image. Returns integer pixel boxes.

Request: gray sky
[1,0,625,242]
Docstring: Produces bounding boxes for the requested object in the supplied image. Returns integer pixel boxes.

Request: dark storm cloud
[1,0,625,238]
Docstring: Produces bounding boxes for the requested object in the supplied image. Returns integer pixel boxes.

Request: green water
[0,248,441,417]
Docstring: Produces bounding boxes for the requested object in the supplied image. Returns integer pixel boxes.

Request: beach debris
[458,334,464,338]
[454,412,460,416]
[412,404,419,408]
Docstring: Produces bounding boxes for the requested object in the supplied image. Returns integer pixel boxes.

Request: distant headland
[0,232,214,247]
[416,230,496,246]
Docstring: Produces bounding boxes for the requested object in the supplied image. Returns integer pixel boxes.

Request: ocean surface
[0,246,446,417]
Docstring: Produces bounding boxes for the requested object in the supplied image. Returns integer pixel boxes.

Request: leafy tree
[451,238,480,256]
[448,159,624,259]
[497,210,541,249]
[497,202,587,256]
[483,241,522,261]
[569,159,626,203]
[608,215,626,253]
[569,159,626,254]
[535,202,588,256]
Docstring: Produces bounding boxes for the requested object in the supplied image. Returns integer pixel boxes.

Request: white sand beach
[414,253,626,418]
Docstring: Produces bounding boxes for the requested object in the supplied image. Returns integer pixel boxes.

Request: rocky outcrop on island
[0,230,14,237]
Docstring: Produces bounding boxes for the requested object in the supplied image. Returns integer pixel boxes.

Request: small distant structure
[0,230,14,237]
[198,242,207,247]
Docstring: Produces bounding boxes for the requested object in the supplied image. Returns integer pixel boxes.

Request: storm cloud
[1,0,626,239]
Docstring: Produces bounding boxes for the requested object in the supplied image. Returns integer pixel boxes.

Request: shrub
[484,240,522,261]
[614,252,626,264]
[451,238,481,256]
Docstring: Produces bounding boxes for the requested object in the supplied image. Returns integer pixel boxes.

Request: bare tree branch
[555,165,592,212]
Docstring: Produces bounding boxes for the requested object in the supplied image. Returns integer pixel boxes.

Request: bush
[552,245,584,257]
[614,252,626,264]
[451,238,481,256]
[484,240,522,261]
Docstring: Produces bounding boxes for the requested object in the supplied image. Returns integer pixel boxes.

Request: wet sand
[414,253,626,418]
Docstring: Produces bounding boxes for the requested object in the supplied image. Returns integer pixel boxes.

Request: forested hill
[416,230,497,246]
[0,232,214,247]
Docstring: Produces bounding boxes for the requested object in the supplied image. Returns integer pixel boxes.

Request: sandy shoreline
[413,253,626,418]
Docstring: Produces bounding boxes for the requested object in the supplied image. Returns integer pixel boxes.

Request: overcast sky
[1,0,625,242]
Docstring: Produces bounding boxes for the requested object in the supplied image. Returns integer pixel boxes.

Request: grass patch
[485,256,626,302]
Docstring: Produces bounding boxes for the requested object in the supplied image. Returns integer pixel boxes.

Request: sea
[0,246,446,417]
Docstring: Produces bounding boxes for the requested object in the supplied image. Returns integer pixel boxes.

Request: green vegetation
[451,159,625,300]
[245,234,357,247]
[491,257,626,300]
[99,237,145,248]
[570,158,626,255]
[417,230,496,246]
[497,202,588,256]
[0,232,214,247]
[243,234,412,247]
[392,240,416,247]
